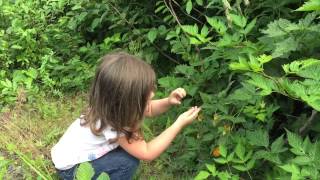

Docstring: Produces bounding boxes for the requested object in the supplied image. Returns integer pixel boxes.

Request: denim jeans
[57,147,139,180]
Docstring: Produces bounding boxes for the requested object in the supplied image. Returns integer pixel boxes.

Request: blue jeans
[57,147,139,180]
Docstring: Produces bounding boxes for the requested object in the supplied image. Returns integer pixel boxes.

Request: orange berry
[212,147,220,157]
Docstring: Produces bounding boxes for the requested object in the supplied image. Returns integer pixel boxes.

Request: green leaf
[229,56,251,71]
[272,37,299,58]
[217,171,231,180]
[279,164,300,174]
[181,24,199,36]
[291,156,312,165]
[246,73,277,96]
[195,171,210,180]
[206,16,227,35]
[76,162,95,180]
[147,28,158,43]
[196,0,203,6]
[271,135,287,153]
[11,45,23,50]
[232,164,247,171]
[243,18,256,34]
[190,37,202,44]
[25,68,38,79]
[235,142,245,160]
[186,0,193,14]
[257,54,273,64]
[296,0,320,11]
[286,129,304,155]
[200,25,209,37]
[219,145,227,158]
[97,172,110,180]
[247,129,269,148]
[175,65,195,76]
[205,164,217,176]
[214,157,228,164]
[282,59,320,80]
[229,14,247,28]
[261,19,292,37]
[158,76,184,90]
[91,18,101,31]
[246,159,255,170]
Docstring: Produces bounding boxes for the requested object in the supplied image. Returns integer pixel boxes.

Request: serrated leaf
[235,142,245,160]
[190,37,202,44]
[271,135,287,153]
[147,28,158,43]
[219,145,227,158]
[214,157,228,164]
[247,129,269,148]
[246,158,255,170]
[282,59,320,80]
[254,150,269,159]
[296,0,320,11]
[232,164,247,171]
[205,164,216,176]
[25,68,38,79]
[229,56,251,71]
[201,25,209,37]
[217,171,231,180]
[181,24,199,36]
[257,54,273,64]
[91,18,101,30]
[272,37,298,58]
[229,62,251,71]
[286,129,304,152]
[243,18,256,34]
[195,171,210,180]
[279,164,300,174]
[206,16,227,35]
[261,19,292,37]
[291,156,312,165]
[229,14,247,28]
[158,76,184,89]
[227,152,235,161]
[246,73,276,96]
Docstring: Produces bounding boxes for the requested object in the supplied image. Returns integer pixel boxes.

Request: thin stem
[171,0,204,24]
[107,1,180,65]
[299,110,318,135]
[247,170,253,180]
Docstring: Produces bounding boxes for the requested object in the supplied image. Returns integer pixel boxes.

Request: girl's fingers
[186,107,195,115]
[180,88,186,97]
[177,91,184,99]
[189,107,201,117]
[178,88,186,97]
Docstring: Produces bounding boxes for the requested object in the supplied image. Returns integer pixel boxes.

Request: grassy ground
[0,92,190,179]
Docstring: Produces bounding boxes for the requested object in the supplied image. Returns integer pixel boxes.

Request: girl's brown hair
[82,52,156,142]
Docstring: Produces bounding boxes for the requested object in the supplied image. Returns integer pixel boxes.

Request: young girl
[51,52,201,180]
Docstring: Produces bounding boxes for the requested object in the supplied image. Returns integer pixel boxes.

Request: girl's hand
[168,88,187,105]
[176,106,201,128]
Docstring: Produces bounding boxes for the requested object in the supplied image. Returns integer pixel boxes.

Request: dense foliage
[1,0,320,179]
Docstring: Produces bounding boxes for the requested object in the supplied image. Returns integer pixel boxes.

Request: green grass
[0,92,190,179]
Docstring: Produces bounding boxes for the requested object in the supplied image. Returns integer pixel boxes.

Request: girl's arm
[145,88,186,117]
[118,106,201,161]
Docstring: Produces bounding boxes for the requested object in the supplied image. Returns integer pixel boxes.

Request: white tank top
[51,118,120,170]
